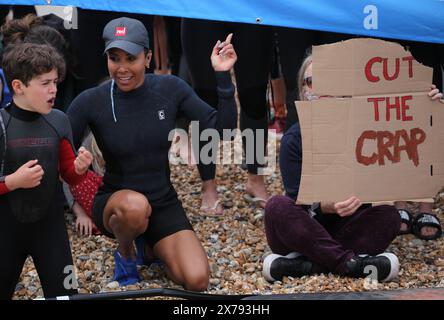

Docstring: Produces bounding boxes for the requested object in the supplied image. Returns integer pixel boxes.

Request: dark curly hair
[2,42,66,93]
[1,14,71,73]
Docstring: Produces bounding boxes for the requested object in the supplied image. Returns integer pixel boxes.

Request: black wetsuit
[0,103,84,299]
[67,72,236,246]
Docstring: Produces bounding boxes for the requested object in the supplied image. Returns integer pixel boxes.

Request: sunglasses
[303,76,312,88]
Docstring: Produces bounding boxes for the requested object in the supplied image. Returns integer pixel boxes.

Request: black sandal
[411,212,442,240]
[398,209,413,235]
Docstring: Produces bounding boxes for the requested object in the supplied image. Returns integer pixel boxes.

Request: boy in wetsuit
[0,43,93,299]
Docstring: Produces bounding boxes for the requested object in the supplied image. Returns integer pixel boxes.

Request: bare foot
[200,180,223,215]
[400,222,409,233]
[419,225,439,238]
[245,174,269,208]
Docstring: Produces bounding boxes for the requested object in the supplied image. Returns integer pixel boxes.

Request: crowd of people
[0,6,443,299]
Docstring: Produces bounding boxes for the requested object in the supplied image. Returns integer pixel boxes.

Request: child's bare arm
[72,201,93,236]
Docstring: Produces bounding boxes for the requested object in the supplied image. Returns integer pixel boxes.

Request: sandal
[398,209,413,235]
[244,194,268,208]
[200,199,224,217]
[411,212,442,240]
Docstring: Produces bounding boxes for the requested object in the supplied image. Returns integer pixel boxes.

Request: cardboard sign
[312,39,433,97]
[296,38,444,204]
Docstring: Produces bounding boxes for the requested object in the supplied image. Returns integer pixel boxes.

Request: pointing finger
[224,33,233,44]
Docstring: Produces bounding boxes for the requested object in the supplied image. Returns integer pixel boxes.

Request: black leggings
[0,202,77,299]
[182,19,274,176]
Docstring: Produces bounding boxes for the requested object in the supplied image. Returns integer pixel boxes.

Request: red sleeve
[0,181,9,195]
[59,138,86,185]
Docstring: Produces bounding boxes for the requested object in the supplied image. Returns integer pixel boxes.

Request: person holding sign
[262,54,402,283]
[262,51,444,283]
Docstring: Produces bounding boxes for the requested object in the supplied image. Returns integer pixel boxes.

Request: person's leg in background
[267,34,287,134]
[181,18,228,215]
[232,22,274,207]
[164,16,183,77]
[276,28,315,131]
[70,9,117,93]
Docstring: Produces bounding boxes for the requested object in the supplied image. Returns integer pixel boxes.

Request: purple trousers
[264,196,401,275]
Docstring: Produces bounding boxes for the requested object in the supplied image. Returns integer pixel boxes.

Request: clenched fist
[74,147,93,175]
[5,159,44,191]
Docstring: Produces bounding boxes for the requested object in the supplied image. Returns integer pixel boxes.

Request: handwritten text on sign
[355,55,426,167]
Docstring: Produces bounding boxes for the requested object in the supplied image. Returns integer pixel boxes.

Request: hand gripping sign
[296,38,444,204]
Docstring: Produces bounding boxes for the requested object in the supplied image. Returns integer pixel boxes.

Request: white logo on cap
[115,27,126,37]
[158,110,165,120]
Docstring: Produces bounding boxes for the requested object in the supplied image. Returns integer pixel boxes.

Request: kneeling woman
[68,17,237,290]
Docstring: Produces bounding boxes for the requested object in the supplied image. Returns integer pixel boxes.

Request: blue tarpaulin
[0,0,443,44]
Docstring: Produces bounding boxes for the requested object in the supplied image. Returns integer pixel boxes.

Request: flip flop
[244,194,268,208]
[199,199,224,217]
[398,209,413,235]
[411,212,442,240]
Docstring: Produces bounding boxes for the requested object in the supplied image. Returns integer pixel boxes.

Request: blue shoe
[112,249,141,286]
[135,236,161,267]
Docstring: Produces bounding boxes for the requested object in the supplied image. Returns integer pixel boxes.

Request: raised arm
[177,34,238,134]
[210,33,237,73]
